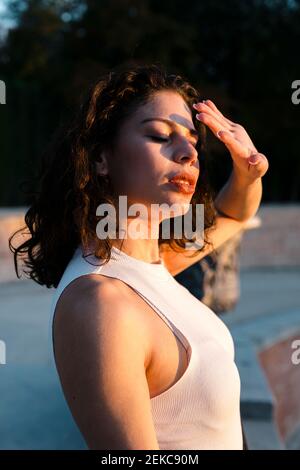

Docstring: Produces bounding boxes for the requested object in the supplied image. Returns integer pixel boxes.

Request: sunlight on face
[106,90,200,221]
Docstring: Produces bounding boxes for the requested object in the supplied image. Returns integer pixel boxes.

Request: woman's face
[102,90,200,220]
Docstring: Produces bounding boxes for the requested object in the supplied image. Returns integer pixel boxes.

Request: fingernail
[217,130,229,138]
[248,154,261,165]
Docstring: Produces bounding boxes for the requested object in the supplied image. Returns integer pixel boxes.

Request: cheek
[112,138,167,189]
[132,142,165,174]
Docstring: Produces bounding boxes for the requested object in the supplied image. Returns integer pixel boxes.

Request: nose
[173,139,198,166]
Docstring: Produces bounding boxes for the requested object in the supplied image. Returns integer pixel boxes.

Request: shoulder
[53,274,152,369]
[52,274,158,450]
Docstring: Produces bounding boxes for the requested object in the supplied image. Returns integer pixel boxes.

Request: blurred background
[0,0,299,450]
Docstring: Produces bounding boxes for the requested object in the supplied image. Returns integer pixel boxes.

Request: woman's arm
[53,275,159,450]
[196,99,269,222]
[160,215,248,276]
[214,170,262,222]
[161,100,269,276]
[161,175,265,277]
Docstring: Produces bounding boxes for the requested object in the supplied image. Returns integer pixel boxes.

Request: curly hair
[9,61,217,288]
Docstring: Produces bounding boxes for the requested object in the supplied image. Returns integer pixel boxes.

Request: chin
[157,196,192,219]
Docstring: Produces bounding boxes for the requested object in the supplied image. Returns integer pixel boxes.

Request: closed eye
[147,136,169,142]
[147,136,198,148]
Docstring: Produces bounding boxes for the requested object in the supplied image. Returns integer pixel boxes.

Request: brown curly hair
[9,61,217,288]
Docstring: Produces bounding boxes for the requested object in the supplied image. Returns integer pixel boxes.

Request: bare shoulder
[52,273,158,449]
[55,273,131,312]
[53,273,152,369]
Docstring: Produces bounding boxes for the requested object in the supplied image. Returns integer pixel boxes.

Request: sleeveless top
[49,244,243,450]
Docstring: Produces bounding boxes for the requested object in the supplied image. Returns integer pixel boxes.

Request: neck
[110,215,161,264]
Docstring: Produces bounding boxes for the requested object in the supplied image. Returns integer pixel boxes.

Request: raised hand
[193,100,269,182]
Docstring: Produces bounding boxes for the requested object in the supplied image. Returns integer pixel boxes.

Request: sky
[0,0,17,36]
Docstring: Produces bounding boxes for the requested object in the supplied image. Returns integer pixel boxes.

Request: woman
[10,62,269,450]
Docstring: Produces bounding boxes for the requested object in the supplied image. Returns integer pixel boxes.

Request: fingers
[193,100,234,127]
[247,153,269,176]
[194,99,264,162]
[193,103,232,131]
[217,130,249,159]
[203,99,235,126]
[248,153,264,165]
[194,109,232,135]
[193,99,269,179]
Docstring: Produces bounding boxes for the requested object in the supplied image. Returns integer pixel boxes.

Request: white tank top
[49,244,243,450]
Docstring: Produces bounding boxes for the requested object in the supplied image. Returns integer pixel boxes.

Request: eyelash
[149,136,168,142]
[148,136,198,148]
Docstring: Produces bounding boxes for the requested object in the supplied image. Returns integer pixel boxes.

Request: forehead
[141,90,190,115]
[130,90,196,132]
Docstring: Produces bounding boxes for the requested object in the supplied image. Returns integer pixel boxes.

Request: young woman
[10,63,269,450]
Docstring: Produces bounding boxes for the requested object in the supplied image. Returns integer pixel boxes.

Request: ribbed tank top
[49,244,243,450]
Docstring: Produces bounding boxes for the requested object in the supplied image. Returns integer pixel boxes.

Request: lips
[167,172,197,195]
[168,172,198,187]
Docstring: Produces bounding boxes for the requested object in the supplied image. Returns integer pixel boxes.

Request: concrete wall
[240,204,300,268]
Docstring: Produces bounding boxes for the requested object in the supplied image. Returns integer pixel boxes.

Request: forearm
[214,170,262,222]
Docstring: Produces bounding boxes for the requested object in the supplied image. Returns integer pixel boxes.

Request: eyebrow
[140,118,199,140]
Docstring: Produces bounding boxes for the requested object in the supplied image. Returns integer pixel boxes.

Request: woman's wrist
[214,169,263,222]
[231,164,263,188]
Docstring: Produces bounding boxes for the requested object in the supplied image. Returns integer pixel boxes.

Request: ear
[95,151,109,176]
